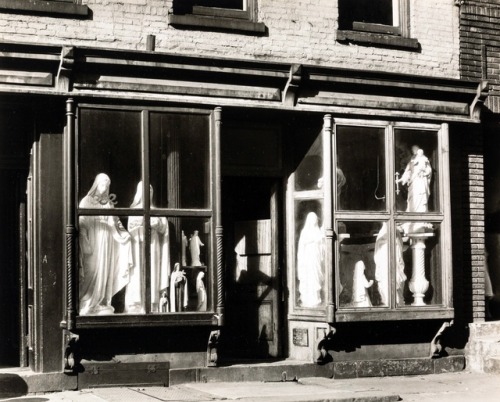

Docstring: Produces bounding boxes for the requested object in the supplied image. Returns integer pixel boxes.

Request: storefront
[0,41,487,387]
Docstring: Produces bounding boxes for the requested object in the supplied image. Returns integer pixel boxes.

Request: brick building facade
[0,0,491,392]
[459,0,500,322]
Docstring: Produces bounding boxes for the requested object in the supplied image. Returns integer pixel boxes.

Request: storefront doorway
[222,177,282,359]
[0,108,31,367]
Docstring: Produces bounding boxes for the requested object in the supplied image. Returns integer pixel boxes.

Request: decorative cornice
[0,41,488,123]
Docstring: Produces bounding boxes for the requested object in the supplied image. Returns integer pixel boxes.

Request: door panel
[223,178,281,359]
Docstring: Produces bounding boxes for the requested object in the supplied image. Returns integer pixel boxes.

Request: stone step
[484,356,500,374]
[469,321,500,339]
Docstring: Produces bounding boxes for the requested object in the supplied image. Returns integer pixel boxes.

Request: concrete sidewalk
[1,371,499,402]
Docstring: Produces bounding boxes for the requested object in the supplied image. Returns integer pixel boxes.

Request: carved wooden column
[322,114,334,323]
[63,98,76,330]
[214,107,224,326]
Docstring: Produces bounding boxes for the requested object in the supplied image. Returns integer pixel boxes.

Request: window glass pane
[294,199,325,309]
[79,109,141,208]
[167,217,211,312]
[395,129,438,213]
[397,222,442,306]
[336,126,386,211]
[150,112,210,209]
[338,0,395,29]
[294,131,323,192]
[338,221,388,308]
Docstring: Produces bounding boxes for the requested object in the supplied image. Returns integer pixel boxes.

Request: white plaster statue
[297,212,325,308]
[397,146,432,214]
[160,291,169,313]
[78,173,133,316]
[126,182,170,313]
[170,262,188,312]
[352,260,373,308]
[181,230,188,266]
[189,230,204,266]
[196,271,207,312]
[374,223,407,306]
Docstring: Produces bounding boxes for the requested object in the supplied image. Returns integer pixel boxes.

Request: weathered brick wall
[450,124,485,324]
[0,0,459,78]
[460,0,500,112]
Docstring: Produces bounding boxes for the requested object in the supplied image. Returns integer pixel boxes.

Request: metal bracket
[430,320,453,358]
[283,64,302,106]
[207,329,220,367]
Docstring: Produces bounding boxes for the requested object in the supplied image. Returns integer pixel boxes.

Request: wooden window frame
[168,0,266,34]
[332,119,453,323]
[65,103,223,329]
[337,0,420,50]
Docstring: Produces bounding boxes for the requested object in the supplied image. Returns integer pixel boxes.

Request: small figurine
[189,230,204,266]
[196,271,207,311]
[352,261,373,308]
[181,230,188,266]
[169,263,188,312]
[160,291,169,313]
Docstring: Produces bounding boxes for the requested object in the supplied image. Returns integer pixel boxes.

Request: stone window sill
[0,0,89,17]
[337,30,420,51]
[168,14,266,35]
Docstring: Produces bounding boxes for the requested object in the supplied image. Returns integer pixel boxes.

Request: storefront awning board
[0,41,488,123]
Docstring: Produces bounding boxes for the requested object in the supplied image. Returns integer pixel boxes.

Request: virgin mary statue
[126,182,170,313]
[79,173,133,315]
[297,212,325,308]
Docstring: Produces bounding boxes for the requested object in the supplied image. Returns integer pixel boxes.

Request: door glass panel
[395,129,439,213]
[294,199,325,309]
[150,112,210,209]
[79,109,141,208]
[398,221,442,306]
[336,126,386,211]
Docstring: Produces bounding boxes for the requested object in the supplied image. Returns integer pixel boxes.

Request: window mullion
[142,110,152,314]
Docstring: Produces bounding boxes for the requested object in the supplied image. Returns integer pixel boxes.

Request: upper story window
[337,0,419,50]
[169,0,266,34]
[0,0,88,17]
[338,0,403,35]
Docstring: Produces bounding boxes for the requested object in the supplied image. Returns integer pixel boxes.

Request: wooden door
[223,178,281,359]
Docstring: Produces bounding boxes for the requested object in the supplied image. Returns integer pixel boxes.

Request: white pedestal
[408,232,434,306]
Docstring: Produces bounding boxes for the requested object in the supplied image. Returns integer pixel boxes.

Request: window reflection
[294,132,323,192]
[150,113,210,209]
[336,126,386,211]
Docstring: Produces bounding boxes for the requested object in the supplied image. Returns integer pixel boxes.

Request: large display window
[287,116,452,322]
[334,121,452,321]
[74,106,217,324]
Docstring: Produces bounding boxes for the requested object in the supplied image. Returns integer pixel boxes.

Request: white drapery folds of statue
[79,173,133,316]
[126,182,170,313]
[297,212,325,308]
[374,223,407,306]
